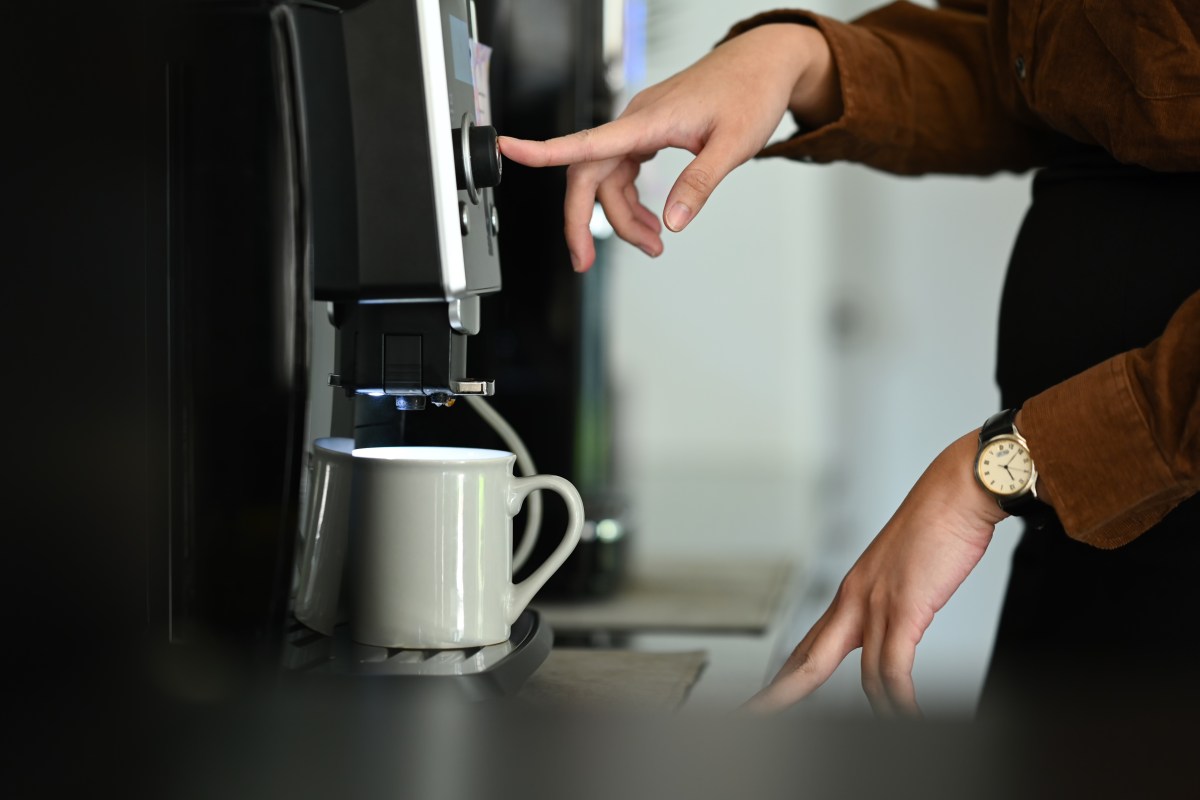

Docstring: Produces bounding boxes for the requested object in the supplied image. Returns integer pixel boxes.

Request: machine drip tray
[282,610,552,700]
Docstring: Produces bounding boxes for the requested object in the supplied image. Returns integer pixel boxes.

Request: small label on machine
[448,14,492,125]
[470,40,492,125]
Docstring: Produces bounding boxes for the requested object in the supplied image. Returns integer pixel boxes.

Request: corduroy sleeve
[721,3,1064,175]
[1021,290,1200,548]
[726,3,1200,174]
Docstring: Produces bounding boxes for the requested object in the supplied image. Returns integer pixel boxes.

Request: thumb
[662,139,744,232]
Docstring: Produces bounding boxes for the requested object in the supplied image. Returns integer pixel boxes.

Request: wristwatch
[974,408,1051,523]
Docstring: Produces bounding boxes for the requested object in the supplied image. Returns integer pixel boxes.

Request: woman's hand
[746,430,1009,716]
[498,23,840,271]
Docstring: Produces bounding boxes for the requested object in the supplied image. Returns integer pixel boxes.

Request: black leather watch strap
[980,408,1019,444]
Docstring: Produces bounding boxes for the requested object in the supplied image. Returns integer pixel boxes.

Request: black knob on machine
[468,124,502,188]
[452,116,502,204]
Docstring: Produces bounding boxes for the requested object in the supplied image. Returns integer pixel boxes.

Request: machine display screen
[448,14,473,86]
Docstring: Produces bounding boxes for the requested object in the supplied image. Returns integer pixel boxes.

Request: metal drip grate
[282,610,551,699]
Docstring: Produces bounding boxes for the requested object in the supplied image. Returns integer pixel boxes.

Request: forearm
[781,24,842,131]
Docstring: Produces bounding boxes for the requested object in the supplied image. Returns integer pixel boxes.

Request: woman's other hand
[746,430,1008,716]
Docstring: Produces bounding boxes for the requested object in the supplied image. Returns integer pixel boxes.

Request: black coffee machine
[7,4,633,789]
[10,0,627,705]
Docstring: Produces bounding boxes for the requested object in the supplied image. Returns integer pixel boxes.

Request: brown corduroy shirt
[727,1,1200,548]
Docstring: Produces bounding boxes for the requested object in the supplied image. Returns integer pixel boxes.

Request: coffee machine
[61,0,533,697]
[9,0,626,708]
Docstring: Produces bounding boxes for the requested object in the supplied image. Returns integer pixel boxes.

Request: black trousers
[977,149,1200,718]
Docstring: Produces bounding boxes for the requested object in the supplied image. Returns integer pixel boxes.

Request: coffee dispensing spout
[326,293,497,413]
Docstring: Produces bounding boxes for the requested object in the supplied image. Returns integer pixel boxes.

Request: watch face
[976,436,1034,496]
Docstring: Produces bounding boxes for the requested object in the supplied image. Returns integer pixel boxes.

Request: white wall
[607,0,1032,713]
[608,1,841,565]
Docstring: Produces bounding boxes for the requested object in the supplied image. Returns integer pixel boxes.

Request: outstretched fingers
[861,605,922,717]
[880,622,921,716]
[498,117,647,168]
[562,157,622,271]
[746,604,862,711]
[597,159,662,258]
[563,154,666,270]
[624,181,662,236]
[859,612,894,717]
[501,115,750,264]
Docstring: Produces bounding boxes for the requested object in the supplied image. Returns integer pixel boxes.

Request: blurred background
[601,0,1032,714]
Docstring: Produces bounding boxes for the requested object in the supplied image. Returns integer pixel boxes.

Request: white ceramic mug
[293,437,354,635]
[348,446,583,649]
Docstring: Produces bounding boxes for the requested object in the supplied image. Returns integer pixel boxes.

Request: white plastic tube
[464,394,542,572]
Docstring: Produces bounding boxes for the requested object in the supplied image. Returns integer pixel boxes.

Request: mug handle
[505,474,584,623]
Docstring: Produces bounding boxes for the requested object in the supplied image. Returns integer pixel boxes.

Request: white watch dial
[976,436,1034,496]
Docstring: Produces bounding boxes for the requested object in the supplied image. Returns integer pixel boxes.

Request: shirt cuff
[1021,354,1191,549]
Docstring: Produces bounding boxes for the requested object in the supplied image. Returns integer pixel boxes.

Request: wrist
[785,24,842,129]
[737,23,842,130]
